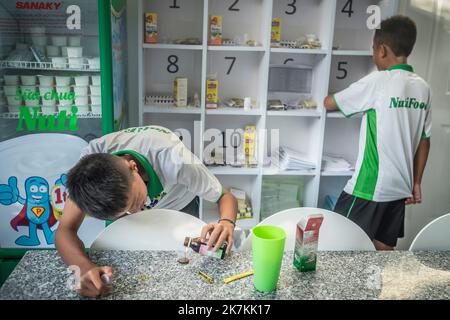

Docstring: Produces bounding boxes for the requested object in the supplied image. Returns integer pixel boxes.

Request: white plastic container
[20,75,36,85]
[52,57,67,69]
[41,103,57,115]
[29,26,45,34]
[76,105,90,115]
[42,98,57,114]
[74,75,89,86]
[58,104,72,114]
[39,86,54,97]
[68,36,81,46]
[3,86,19,96]
[7,95,22,106]
[61,46,68,57]
[30,27,46,46]
[42,98,56,106]
[89,85,101,95]
[91,75,101,86]
[51,35,67,46]
[16,43,29,51]
[68,57,84,69]
[25,98,39,107]
[4,75,19,85]
[73,86,88,96]
[59,99,73,106]
[38,75,54,86]
[75,96,88,105]
[87,57,100,69]
[67,46,83,58]
[56,86,71,96]
[90,96,101,105]
[90,105,102,114]
[7,105,20,113]
[32,36,47,46]
[34,45,46,56]
[46,45,60,57]
[21,85,37,93]
[55,76,71,86]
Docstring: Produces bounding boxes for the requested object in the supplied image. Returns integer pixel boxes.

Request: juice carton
[173,77,188,107]
[293,214,324,272]
[206,78,218,109]
[271,17,281,47]
[144,13,157,44]
[209,16,222,45]
[244,125,257,167]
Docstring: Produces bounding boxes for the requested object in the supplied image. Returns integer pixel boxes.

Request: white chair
[240,207,375,251]
[409,213,450,251]
[90,209,206,251]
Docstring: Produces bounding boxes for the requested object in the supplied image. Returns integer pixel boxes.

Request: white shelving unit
[132,0,398,228]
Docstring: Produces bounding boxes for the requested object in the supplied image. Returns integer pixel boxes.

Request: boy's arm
[406,138,431,205]
[324,95,338,111]
[201,189,237,255]
[55,199,113,297]
[55,199,93,273]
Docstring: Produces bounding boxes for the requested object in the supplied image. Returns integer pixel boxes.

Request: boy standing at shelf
[55,125,237,298]
[324,16,431,251]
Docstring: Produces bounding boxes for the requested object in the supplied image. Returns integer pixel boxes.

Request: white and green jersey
[80,125,223,210]
[333,64,432,202]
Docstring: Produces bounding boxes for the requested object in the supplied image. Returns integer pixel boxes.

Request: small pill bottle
[184,237,227,259]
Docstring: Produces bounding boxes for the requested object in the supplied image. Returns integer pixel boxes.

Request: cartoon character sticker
[0,174,67,246]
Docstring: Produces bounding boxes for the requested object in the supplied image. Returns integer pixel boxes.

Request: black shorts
[334,192,405,247]
[181,196,200,218]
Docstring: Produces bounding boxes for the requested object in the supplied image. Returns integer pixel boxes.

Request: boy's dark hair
[67,153,131,220]
[374,15,417,57]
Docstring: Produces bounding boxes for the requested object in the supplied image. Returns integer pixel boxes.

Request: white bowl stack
[72,75,90,114]
[89,75,101,114]
[3,75,21,113]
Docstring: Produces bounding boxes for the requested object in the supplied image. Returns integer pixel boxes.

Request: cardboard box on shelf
[144,12,157,44]
[209,16,222,45]
[173,77,188,107]
[206,78,218,109]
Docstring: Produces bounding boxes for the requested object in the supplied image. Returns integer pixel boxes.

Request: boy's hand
[77,266,114,298]
[200,221,234,255]
[405,184,422,205]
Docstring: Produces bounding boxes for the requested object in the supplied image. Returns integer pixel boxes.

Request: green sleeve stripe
[421,130,431,139]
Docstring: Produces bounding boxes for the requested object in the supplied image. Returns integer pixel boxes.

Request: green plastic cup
[252,225,286,292]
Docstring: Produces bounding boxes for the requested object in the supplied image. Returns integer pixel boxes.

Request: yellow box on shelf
[144,12,157,44]
[174,77,188,107]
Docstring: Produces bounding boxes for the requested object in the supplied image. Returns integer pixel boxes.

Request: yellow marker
[223,270,254,284]
[198,271,214,284]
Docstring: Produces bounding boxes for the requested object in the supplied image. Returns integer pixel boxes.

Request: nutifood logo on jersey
[389,97,428,110]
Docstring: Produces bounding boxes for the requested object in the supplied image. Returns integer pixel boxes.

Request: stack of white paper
[322,154,354,172]
[271,147,316,171]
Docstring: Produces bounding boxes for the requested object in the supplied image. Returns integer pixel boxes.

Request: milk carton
[206,78,218,109]
[173,77,188,107]
[144,13,157,44]
[271,17,281,47]
[293,214,324,272]
[209,16,222,45]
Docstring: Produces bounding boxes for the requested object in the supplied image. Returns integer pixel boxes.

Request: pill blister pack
[145,95,174,105]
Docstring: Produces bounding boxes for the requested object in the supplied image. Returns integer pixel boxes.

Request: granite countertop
[1,250,450,300]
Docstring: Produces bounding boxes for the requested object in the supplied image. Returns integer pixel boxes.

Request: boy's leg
[334,192,385,244]
[373,199,405,250]
[373,240,394,251]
